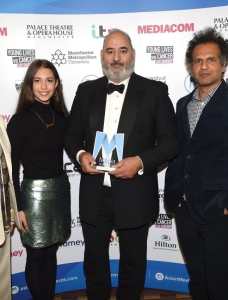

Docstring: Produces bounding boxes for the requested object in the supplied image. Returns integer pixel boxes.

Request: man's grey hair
[102,28,134,50]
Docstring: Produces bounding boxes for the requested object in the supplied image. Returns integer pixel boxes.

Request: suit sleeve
[64,84,86,163]
[7,114,24,211]
[139,83,180,173]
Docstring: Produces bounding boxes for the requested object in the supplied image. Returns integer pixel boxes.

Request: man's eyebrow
[105,46,128,51]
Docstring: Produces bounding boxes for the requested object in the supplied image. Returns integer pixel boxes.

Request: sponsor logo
[71,218,76,228]
[159,189,164,203]
[154,235,178,251]
[155,213,172,229]
[7,49,36,68]
[81,75,99,83]
[91,25,112,38]
[161,234,171,241]
[2,115,11,123]
[56,276,78,283]
[110,234,119,246]
[11,250,23,257]
[147,76,166,83]
[214,17,228,32]
[68,50,97,65]
[111,273,118,277]
[60,239,85,247]
[155,272,164,281]
[51,49,67,67]
[146,46,173,64]
[138,23,194,34]
[12,286,19,294]
[0,27,7,36]
[27,24,74,39]
[64,161,80,177]
[155,272,189,283]
[184,74,196,93]
[71,216,81,228]
[15,80,23,93]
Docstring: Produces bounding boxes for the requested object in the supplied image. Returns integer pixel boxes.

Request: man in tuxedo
[64,28,180,300]
[165,27,228,300]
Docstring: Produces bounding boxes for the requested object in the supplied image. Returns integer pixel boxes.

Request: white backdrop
[1,4,228,299]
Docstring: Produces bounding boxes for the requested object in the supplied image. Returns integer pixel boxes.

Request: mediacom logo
[0,27,7,36]
[138,23,194,34]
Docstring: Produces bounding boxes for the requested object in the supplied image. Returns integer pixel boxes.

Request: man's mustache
[110,61,124,66]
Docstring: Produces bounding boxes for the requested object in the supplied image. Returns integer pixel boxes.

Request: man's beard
[101,58,135,83]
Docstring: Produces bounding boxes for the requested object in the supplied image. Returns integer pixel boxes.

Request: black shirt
[7,100,66,211]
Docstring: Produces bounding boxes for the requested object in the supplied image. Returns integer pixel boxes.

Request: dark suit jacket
[165,80,228,224]
[64,72,180,229]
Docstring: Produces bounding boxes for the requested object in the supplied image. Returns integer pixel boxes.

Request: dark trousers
[25,243,58,300]
[82,186,149,300]
[175,200,228,300]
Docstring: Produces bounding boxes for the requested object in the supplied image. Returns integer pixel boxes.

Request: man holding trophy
[64,28,180,300]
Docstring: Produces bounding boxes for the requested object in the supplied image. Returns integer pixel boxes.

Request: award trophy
[91,131,124,171]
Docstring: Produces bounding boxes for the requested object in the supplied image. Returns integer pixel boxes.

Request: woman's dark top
[7,100,66,211]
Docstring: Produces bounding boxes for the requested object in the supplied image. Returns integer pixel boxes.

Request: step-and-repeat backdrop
[1,1,228,299]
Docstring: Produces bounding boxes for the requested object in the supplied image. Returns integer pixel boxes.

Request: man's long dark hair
[16,59,69,121]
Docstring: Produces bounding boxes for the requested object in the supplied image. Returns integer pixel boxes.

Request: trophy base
[90,164,115,171]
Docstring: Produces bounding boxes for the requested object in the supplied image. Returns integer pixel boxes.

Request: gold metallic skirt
[21,173,71,248]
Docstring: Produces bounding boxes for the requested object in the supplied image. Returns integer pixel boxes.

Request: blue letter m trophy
[92,131,124,171]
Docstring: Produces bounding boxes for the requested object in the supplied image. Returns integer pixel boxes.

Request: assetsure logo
[91,25,112,38]
[0,27,7,36]
[138,23,194,34]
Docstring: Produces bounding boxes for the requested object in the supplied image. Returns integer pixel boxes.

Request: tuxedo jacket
[165,80,228,224]
[0,116,19,245]
[64,72,180,229]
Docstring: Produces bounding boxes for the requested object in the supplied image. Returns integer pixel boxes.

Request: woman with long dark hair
[7,59,71,300]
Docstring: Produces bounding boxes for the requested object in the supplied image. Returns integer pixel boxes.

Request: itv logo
[0,27,7,36]
[91,25,112,38]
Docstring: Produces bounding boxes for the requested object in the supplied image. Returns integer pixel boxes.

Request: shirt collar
[193,81,222,101]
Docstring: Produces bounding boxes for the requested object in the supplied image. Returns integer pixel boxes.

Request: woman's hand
[18,211,28,233]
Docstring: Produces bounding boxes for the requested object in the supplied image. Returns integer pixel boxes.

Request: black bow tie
[106,83,125,95]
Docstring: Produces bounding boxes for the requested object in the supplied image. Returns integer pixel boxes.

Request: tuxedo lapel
[180,94,192,144]
[118,89,143,146]
[88,78,108,139]
[118,73,144,146]
[194,81,227,131]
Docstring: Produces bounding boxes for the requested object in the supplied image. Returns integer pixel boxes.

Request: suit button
[185,174,188,178]
[187,155,191,158]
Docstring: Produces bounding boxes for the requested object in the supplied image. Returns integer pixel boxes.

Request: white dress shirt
[77,76,143,187]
